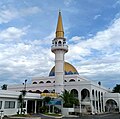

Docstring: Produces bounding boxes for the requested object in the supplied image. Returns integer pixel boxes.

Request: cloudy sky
[0,0,120,89]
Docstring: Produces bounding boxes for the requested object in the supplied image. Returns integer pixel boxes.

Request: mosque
[7,11,120,115]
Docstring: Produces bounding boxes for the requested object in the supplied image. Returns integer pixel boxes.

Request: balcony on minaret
[51,38,68,53]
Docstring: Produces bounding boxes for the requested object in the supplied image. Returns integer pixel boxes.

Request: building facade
[8,11,120,114]
[0,90,42,116]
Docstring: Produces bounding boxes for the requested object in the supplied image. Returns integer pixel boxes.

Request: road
[62,113,120,119]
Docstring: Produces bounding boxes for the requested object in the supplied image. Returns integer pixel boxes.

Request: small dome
[49,62,79,76]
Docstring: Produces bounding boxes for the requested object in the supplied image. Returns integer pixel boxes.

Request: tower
[51,11,68,94]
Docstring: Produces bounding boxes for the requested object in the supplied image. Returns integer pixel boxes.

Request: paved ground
[33,113,120,119]
[4,113,120,119]
[62,113,120,119]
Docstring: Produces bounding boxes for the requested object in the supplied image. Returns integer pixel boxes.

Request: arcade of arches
[69,88,105,114]
[27,88,119,114]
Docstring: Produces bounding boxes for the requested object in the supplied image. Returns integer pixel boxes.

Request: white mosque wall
[8,74,109,93]
[104,93,120,105]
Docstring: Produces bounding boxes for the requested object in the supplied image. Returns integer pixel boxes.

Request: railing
[51,44,68,49]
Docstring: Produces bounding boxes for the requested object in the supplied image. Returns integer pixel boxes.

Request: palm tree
[43,97,51,105]
[60,89,79,108]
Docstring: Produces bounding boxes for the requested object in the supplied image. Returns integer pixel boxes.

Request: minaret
[51,11,68,94]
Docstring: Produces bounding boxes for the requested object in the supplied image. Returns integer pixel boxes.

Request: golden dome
[49,62,79,76]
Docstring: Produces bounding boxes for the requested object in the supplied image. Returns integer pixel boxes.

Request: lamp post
[23,79,27,91]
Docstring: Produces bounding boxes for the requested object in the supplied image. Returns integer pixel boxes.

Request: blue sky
[0,0,120,89]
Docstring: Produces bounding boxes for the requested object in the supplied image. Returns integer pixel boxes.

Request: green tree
[60,89,79,108]
[18,90,26,114]
[113,84,120,93]
[43,97,51,105]
[1,84,7,90]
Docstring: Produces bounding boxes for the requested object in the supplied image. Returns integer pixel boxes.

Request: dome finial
[56,10,64,38]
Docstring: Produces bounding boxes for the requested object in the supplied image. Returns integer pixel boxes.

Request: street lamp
[23,79,27,91]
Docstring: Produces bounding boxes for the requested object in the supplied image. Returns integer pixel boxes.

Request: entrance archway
[81,89,90,101]
[81,89,91,113]
[27,100,35,113]
[105,99,118,112]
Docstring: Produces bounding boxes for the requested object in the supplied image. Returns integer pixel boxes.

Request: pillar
[118,96,120,113]
[98,98,100,113]
[79,91,81,113]
[34,100,37,114]
[94,94,97,113]
[90,92,94,114]
[25,100,28,114]
[103,93,105,112]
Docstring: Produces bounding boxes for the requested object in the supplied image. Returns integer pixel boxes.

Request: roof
[49,62,79,76]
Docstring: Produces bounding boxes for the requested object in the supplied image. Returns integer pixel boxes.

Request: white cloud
[113,0,120,8]
[0,7,120,88]
[0,27,27,41]
[66,17,120,87]
[0,26,54,84]
[69,17,120,55]
[0,6,41,24]
[69,36,84,43]
[19,6,41,17]
[0,9,17,24]
[93,14,101,20]
[64,0,73,6]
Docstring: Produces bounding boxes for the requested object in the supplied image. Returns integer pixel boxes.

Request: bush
[39,106,49,113]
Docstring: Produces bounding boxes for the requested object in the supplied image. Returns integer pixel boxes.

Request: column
[94,94,97,113]
[1,101,4,118]
[25,100,28,114]
[90,92,93,114]
[79,91,81,113]
[97,92,100,113]
[101,98,104,112]
[103,93,105,112]
[34,100,37,114]
[118,96,120,113]
[42,100,44,107]
[100,95,102,113]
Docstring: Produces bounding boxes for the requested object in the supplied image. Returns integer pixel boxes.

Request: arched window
[28,90,32,93]
[35,90,41,94]
[58,41,62,46]
[68,71,73,75]
[63,41,66,45]
[69,79,75,82]
[64,80,67,82]
[71,89,78,98]
[92,89,94,97]
[43,90,49,93]
[46,81,51,83]
[39,81,44,84]
[55,41,57,46]
[33,82,37,84]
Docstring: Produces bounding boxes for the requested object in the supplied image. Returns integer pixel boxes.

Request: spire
[56,10,64,38]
